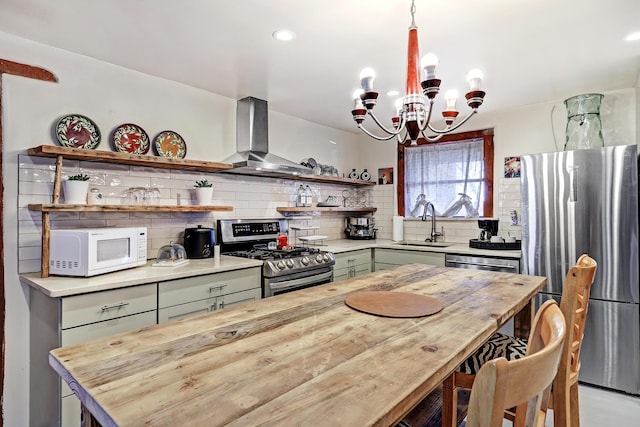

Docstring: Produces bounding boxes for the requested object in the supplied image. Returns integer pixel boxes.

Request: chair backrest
[465,300,566,427]
[557,254,597,385]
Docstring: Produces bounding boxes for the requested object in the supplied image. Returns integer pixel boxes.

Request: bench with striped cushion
[459,332,527,375]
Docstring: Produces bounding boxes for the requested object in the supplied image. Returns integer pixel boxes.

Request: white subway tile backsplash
[19,156,486,269]
[19,246,42,260]
[19,259,42,275]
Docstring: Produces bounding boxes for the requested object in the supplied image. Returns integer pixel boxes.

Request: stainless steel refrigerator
[521,144,639,395]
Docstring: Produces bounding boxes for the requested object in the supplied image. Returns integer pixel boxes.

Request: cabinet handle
[101,302,129,312]
[209,284,227,293]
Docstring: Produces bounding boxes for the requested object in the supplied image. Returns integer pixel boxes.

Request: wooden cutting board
[345,291,444,318]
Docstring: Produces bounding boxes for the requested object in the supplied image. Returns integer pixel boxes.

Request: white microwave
[49,227,147,277]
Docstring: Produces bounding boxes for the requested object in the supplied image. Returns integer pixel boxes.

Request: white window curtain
[404,139,484,217]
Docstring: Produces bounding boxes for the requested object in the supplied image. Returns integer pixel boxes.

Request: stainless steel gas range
[217,218,335,297]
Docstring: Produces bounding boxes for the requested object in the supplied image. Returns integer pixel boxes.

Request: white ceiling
[1,0,639,133]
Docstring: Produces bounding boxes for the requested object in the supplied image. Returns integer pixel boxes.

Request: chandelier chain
[410,0,416,26]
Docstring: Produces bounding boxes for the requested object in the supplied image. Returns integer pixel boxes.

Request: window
[397,128,494,217]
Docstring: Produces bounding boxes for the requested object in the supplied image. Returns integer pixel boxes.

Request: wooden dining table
[49,263,546,427]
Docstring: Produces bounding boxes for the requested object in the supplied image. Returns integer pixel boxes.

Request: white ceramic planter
[63,180,90,204]
[194,187,213,205]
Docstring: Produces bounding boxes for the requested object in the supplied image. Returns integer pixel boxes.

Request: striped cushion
[459,332,527,375]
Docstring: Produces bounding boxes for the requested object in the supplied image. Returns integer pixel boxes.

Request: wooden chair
[442,254,597,427]
[465,299,566,427]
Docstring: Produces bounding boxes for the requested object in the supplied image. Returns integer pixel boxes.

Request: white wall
[1,31,361,426]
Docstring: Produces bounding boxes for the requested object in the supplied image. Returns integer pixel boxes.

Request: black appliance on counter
[217,218,335,297]
[345,216,377,240]
[184,225,215,259]
[468,219,521,250]
[477,219,499,240]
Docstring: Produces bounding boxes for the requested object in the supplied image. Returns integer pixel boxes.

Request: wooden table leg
[442,374,458,427]
[81,405,102,427]
[513,299,534,339]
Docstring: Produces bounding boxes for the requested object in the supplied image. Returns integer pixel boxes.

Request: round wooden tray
[345,291,444,318]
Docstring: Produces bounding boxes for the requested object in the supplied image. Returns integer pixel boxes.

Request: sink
[392,241,453,248]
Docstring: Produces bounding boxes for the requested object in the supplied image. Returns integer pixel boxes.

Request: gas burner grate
[225,245,321,261]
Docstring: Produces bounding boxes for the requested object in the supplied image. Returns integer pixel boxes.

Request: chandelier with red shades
[351,0,486,145]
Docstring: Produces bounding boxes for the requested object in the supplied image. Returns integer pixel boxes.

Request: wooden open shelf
[277,207,377,214]
[29,204,233,213]
[29,145,377,186]
[291,174,376,187]
[28,145,233,172]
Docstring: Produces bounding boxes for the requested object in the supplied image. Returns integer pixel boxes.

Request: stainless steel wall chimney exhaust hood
[219,97,312,178]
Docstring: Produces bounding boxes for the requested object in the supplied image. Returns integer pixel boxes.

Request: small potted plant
[63,173,90,204]
[194,179,213,205]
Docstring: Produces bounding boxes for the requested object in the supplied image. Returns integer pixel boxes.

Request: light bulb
[352,88,365,109]
[420,53,439,80]
[359,67,376,92]
[445,90,459,111]
[467,69,483,91]
[394,98,404,115]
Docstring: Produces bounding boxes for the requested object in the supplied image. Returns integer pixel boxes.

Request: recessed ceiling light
[625,31,640,41]
[387,90,400,96]
[273,29,296,41]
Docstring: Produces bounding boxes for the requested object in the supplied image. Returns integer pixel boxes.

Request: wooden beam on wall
[0,58,57,427]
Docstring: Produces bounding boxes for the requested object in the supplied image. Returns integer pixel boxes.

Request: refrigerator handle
[570,166,578,202]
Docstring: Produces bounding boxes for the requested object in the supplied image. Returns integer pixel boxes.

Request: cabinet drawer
[219,287,261,310]
[158,288,262,323]
[60,310,157,398]
[334,264,372,279]
[61,284,157,329]
[158,267,261,308]
[334,271,349,282]
[334,249,371,269]
[158,297,217,324]
[374,249,445,267]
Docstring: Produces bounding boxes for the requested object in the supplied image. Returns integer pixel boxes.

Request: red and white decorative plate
[153,130,187,158]
[55,114,101,149]
[112,123,150,154]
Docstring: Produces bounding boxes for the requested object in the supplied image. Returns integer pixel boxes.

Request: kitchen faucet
[422,201,443,242]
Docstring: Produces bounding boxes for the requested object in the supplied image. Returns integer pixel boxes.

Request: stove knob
[301,256,310,266]
[285,259,295,269]
[315,254,324,263]
[323,254,332,262]
[277,260,286,270]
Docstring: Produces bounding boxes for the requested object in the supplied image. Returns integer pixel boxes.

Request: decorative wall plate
[153,130,187,158]
[112,123,150,154]
[55,114,101,149]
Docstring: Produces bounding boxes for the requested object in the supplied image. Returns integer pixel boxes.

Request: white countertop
[322,239,522,259]
[22,240,520,298]
[20,256,264,298]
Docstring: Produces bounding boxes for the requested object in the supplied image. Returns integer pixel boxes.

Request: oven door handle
[269,270,334,293]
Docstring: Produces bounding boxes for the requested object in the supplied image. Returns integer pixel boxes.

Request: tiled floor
[502,384,640,426]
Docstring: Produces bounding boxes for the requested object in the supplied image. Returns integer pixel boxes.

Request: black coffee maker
[478,219,499,241]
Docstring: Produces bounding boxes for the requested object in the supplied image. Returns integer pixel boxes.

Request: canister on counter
[87,187,103,205]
